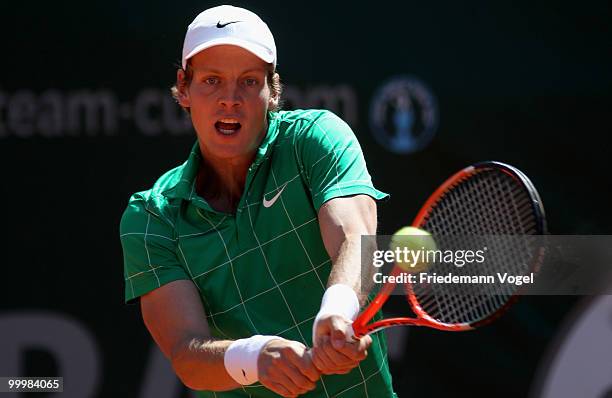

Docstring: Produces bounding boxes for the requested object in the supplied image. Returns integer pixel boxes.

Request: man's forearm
[171,337,239,391]
[318,196,379,307]
[326,232,377,306]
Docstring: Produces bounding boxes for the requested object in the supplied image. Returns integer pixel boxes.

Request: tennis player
[120,5,396,397]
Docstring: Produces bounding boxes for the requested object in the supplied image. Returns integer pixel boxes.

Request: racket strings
[413,168,540,325]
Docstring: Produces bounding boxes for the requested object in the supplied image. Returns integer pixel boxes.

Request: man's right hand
[258,339,320,397]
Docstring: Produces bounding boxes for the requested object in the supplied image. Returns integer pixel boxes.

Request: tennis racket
[350,161,547,337]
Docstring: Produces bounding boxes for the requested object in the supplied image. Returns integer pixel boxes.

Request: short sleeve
[297,111,389,210]
[120,197,189,304]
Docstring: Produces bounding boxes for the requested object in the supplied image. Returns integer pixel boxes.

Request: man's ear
[176,69,190,108]
[269,94,279,110]
[268,72,280,110]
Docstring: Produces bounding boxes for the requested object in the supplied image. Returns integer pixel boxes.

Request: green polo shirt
[120,109,396,397]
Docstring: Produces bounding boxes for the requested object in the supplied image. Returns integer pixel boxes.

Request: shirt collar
[161,113,281,201]
[160,142,200,200]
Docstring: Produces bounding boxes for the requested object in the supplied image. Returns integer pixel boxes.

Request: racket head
[406,161,547,330]
[413,161,546,234]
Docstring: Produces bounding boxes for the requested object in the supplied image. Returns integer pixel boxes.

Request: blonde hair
[170,62,282,113]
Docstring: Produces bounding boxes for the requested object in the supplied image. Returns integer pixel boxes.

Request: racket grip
[346,323,359,342]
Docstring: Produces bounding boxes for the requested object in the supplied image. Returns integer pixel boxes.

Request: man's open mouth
[215,118,242,135]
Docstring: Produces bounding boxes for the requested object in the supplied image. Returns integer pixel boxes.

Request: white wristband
[317,284,360,321]
[313,284,360,342]
[224,335,279,385]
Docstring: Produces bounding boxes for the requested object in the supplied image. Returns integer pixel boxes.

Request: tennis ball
[389,227,438,273]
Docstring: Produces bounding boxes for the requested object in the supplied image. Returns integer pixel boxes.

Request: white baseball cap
[181,5,277,70]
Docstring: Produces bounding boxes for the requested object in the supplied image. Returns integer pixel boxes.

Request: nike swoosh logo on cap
[263,183,288,208]
[216,20,241,28]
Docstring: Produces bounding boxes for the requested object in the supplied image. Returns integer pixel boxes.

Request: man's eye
[245,78,258,86]
[205,77,219,85]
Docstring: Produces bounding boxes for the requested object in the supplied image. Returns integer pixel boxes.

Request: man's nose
[218,82,241,108]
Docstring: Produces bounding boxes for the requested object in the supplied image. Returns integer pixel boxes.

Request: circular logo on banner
[369,76,438,154]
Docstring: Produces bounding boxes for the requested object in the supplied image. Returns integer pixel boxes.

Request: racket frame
[351,161,546,338]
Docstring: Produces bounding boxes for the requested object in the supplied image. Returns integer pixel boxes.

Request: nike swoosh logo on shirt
[263,183,288,208]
